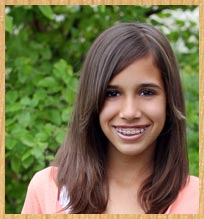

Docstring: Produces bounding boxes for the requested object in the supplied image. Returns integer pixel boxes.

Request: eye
[106,90,120,98]
[140,89,156,96]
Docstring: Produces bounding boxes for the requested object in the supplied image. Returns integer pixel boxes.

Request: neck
[106,145,154,187]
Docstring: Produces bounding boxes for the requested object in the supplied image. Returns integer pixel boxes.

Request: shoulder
[180,176,199,198]
[167,175,199,214]
[22,166,63,214]
[30,166,58,186]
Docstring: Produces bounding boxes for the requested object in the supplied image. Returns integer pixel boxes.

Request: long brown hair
[53,23,189,214]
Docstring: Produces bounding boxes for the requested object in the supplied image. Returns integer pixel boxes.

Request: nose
[119,96,142,121]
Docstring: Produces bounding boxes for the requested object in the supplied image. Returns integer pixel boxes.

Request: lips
[116,127,145,136]
[113,125,149,137]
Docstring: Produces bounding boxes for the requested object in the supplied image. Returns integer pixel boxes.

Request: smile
[114,126,149,137]
[116,127,145,136]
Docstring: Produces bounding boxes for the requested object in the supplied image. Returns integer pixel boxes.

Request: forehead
[109,55,163,87]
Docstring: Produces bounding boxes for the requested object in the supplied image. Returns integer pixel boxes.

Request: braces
[116,127,145,136]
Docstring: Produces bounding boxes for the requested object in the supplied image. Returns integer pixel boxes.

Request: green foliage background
[5,5,199,213]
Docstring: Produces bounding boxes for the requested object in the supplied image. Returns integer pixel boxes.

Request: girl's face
[99,55,166,159]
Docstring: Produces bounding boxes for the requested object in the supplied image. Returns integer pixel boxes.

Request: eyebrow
[139,83,162,90]
[107,83,162,90]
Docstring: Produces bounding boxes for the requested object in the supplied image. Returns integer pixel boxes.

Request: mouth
[113,125,149,137]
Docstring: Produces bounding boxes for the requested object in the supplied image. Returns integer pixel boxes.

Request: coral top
[21,167,199,214]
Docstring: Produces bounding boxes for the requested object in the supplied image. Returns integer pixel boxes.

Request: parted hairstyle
[53,22,189,214]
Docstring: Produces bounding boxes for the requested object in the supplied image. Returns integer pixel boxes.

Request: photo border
[1,1,203,219]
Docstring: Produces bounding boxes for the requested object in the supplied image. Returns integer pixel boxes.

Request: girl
[22,23,199,214]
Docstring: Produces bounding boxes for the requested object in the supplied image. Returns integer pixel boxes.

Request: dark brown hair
[53,23,189,214]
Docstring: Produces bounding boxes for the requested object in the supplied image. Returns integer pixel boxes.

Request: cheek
[99,101,120,126]
[143,99,166,123]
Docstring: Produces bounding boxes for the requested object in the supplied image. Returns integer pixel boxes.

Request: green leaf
[64,88,76,104]
[17,112,31,127]
[11,156,21,173]
[45,109,61,126]
[99,5,106,13]
[62,107,72,122]
[38,5,54,20]
[69,78,78,92]
[22,149,32,161]
[38,77,58,88]
[6,91,18,104]
[22,156,34,169]
[31,147,43,159]
[36,132,48,142]
[20,97,31,106]
[6,102,21,113]
[53,59,74,84]
[20,133,35,147]
[55,131,65,144]
[30,89,47,107]
[6,137,17,150]
[24,6,33,10]
[44,123,55,135]
[6,118,17,127]
[5,15,13,33]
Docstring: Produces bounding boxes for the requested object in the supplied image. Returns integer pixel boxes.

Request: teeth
[115,127,146,136]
